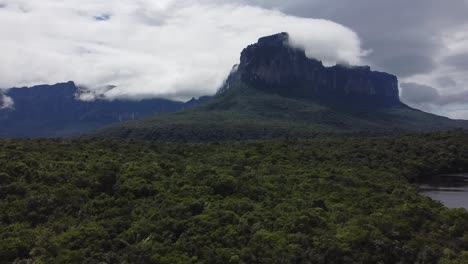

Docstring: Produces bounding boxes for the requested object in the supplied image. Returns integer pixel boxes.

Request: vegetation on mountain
[87,85,468,141]
[2,131,468,263]
[85,33,468,141]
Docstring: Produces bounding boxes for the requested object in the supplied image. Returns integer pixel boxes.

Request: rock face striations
[221,32,401,110]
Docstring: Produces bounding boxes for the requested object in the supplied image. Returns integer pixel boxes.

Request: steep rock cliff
[221,32,401,110]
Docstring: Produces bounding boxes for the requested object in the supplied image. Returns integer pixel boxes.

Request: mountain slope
[86,33,468,141]
[88,83,467,141]
[0,82,209,138]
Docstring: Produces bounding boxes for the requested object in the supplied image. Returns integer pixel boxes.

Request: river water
[418,174,468,209]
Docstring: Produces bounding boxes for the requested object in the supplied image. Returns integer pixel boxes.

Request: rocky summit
[220,32,401,110]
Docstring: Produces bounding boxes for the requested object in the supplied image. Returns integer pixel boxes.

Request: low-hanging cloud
[401,82,468,106]
[400,82,468,119]
[0,92,14,109]
[0,0,366,101]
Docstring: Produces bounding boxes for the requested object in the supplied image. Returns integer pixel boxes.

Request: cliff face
[221,33,401,110]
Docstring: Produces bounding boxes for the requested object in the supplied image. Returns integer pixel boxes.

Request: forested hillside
[1,131,468,263]
[87,86,468,142]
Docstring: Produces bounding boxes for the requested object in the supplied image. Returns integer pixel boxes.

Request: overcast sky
[1,0,467,118]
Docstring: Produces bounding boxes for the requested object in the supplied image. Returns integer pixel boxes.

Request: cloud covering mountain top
[0,0,365,101]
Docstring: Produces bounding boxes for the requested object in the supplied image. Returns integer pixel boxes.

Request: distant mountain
[86,32,468,141]
[0,81,210,138]
[220,32,401,110]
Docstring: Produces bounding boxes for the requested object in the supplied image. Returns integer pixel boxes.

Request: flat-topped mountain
[86,33,468,141]
[0,82,209,138]
[220,32,400,110]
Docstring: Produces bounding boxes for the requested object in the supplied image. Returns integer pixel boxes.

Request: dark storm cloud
[248,0,468,76]
[401,83,468,106]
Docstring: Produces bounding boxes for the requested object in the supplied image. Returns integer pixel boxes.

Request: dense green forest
[2,131,468,263]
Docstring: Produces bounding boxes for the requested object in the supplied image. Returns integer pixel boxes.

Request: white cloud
[0,0,365,101]
[0,93,14,109]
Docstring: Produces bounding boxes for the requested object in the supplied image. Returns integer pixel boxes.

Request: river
[418,173,468,209]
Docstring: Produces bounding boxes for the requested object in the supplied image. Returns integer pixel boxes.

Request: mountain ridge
[0,82,210,138]
[87,84,468,141]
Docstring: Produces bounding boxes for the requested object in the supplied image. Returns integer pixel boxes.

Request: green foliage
[85,86,468,141]
[1,131,468,263]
